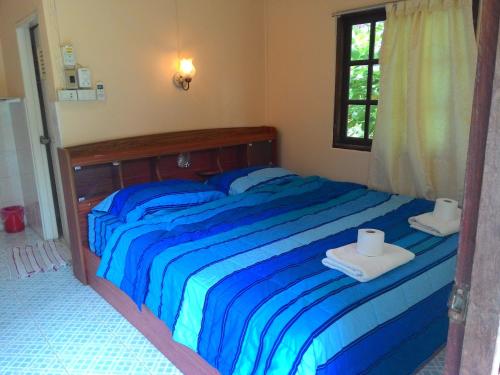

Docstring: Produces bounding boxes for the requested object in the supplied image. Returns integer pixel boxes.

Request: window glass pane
[350,23,371,61]
[347,105,366,138]
[371,64,380,99]
[369,105,378,139]
[349,65,368,100]
[374,21,384,59]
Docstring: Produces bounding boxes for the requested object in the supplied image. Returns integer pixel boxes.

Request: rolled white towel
[408,209,461,237]
[322,243,415,282]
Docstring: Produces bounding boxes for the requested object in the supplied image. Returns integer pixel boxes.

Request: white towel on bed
[408,209,461,237]
[322,243,415,282]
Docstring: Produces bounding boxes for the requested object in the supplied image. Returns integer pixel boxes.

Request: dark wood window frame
[333,8,386,152]
[332,1,479,152]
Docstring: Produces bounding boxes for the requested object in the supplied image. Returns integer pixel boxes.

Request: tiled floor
[0,229,182,375]
[417,350,445,375]
[0,229,444,375]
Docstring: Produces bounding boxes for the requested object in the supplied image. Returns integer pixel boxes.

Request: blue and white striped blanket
[94,176,457,374]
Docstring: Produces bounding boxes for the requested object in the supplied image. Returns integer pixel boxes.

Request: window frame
[333,8,386,151]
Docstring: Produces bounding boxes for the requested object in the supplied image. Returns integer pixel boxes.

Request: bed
[58,127,456,375]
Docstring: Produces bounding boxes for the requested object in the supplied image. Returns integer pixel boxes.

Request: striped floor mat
[7,240,71,279]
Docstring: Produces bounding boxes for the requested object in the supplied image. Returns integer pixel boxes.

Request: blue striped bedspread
[88,211,123,256]
[95,176,457,374]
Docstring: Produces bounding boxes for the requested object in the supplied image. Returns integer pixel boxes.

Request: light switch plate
[57,89,78,101]
[64,69,78,89]
[77,89,97,101]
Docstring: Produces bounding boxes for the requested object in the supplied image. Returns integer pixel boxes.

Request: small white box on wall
[77,68,92,88]
[57,90,78,101]
[77,89,97,101]
[61,43,76,68]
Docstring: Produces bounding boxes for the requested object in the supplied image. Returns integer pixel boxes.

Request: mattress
[93,175,457,374]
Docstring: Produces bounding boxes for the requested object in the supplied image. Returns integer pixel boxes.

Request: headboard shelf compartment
[58,126,277,284]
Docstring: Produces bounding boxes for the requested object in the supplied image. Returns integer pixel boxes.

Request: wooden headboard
[58,126,277,284]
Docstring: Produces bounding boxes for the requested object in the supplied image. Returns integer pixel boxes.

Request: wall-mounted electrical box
[61,43,76,68]
[77,68,92,88]
[58,90,78,101]
[77,89,97,101]
[64,69,78,89]
[59,43,105,102]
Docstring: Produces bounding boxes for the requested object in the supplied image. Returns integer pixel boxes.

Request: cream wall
[53,0,266,146]
[0,0,383,186]
[0,0,267,241]
[266,0,384,185]
[0,0,266,146]
[0,0,381,180]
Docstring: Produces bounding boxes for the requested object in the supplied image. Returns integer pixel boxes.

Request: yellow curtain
[368,0,477,201]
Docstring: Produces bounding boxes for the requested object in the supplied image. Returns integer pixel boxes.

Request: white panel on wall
[9,100,43,236]
[0,103,24,231]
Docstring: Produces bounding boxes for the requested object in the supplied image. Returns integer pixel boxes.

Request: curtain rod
[332,0,404,17]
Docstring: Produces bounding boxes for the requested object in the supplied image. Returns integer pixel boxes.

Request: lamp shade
[179,58,196,79]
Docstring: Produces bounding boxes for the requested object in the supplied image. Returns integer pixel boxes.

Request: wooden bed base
[85,248,218,374]
[58,127,277,374]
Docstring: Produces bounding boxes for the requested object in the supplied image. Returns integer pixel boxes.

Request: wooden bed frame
[58,126,277,374]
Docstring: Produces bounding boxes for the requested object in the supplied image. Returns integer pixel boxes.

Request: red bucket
[1,206,25,233]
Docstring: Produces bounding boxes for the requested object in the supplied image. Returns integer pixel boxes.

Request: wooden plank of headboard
[64,126,277,167]
[58,147,88,283]
[58,126,277,284]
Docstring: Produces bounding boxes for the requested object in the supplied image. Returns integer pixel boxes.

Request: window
[333,9,386,151]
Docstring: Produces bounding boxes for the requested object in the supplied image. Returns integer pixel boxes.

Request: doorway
[14,14,60,240]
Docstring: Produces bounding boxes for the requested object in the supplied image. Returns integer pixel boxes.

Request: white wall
[9,100,43,236]
[0,102,24,230]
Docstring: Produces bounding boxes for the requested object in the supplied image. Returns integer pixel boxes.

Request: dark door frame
[444,0,500,373]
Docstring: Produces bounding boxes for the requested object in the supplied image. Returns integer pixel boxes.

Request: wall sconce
[173,58,196,91]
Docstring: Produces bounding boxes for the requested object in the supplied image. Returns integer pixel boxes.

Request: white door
[14,15,59,240]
